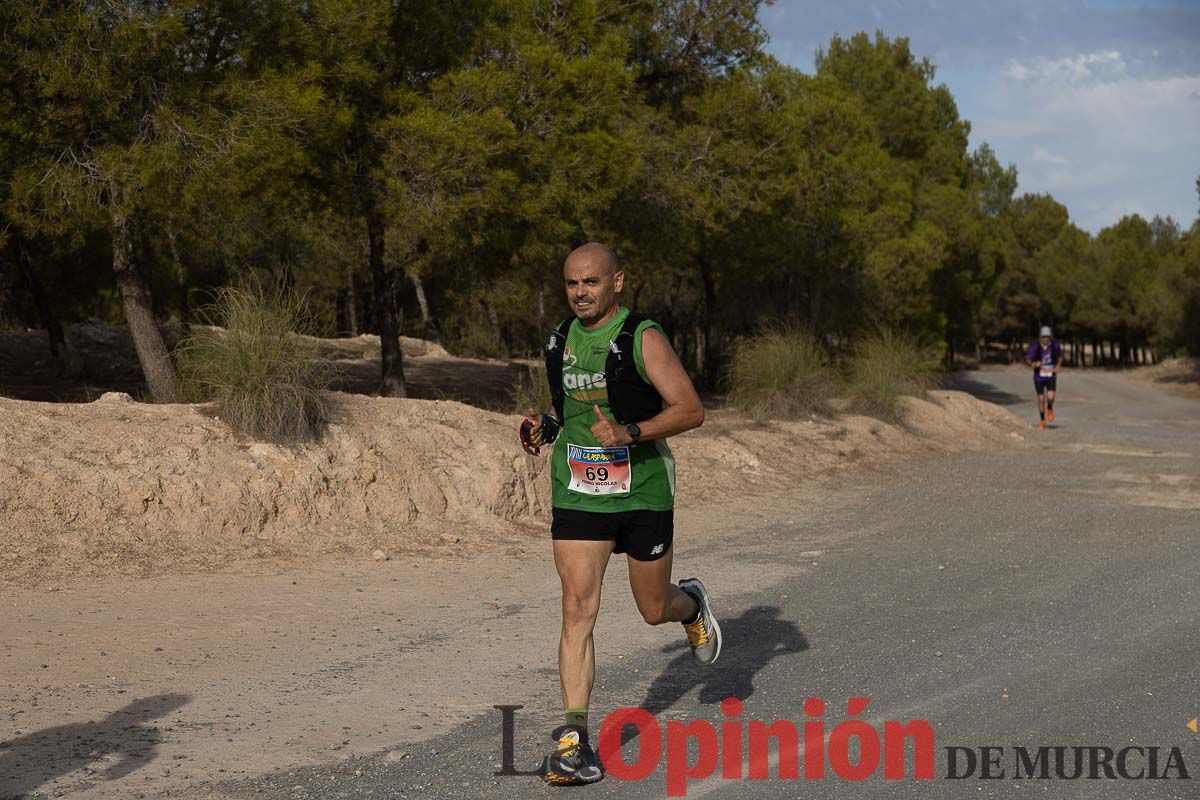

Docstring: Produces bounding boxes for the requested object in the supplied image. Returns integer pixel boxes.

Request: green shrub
[511,362,553,416]
[845,329,942,420]
[725,326,836,419]
[175,285,331,443]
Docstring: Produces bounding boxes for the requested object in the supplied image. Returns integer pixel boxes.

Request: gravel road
[5,366,1196,800]
[197,367,1200,799]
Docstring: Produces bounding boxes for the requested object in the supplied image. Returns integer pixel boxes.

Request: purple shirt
[1027,340,1062,381]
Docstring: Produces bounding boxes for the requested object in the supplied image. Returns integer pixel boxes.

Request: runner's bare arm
[590,328,704,446]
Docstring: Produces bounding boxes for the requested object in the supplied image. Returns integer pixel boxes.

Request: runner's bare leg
[627,546,698,625]
[554,539,614,710]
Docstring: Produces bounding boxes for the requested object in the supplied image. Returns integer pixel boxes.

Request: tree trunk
[333,265,353,335]
[537,283,546,333]
[167,230,189,323]
[697,255,716,385]
[368,210,405,397]
[0,254,15,327]
[112,209,177,402]
[17,244,66,359]
[412,273,438,341]
[484,295,504,356]
[351,268,371,334]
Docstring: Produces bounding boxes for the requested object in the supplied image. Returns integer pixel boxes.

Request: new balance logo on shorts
[650,543,664,555]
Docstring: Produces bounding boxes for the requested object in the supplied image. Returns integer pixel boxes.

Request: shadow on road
[619,606,808,746]
[0,693,190,798]
[1153,365,1200,385]
[945,372,1024,405]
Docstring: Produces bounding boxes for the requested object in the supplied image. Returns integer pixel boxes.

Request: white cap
[1039,326,1052,338]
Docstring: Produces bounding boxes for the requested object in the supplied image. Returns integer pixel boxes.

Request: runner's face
[563,256,623,324]
[1041,336,1051,346]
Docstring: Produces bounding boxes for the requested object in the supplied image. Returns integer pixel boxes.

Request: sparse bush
[511,362,553,415]
[446,311,508,359]
[725,326,836,419]
[175,285,331,443]
[845,329,941,420]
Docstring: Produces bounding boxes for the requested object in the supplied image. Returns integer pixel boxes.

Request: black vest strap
[543,312,664,426]
[545,317,574,423]
[606,313,663,424]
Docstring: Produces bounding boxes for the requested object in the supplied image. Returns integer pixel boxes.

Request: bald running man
[521,243,721,786]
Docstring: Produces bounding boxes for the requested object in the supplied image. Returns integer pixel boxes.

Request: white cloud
[1003,50,1126,83]
[1032,147,1070,166]
[979,50,1200,229]
[760,1,1200,231]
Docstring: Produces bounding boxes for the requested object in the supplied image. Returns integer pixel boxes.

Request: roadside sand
[1122,356,1200,400]
[1,391,1022,587]
[0,388,1026,799]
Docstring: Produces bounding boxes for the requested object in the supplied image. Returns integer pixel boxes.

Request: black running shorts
[1035,377,1057,394]
[551,507,674,562]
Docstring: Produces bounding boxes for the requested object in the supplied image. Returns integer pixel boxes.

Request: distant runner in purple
[1025,325,1063,429]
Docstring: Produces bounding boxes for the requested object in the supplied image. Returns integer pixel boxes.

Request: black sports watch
[625,423,641,444]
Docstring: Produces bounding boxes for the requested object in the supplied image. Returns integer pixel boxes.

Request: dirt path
[0,488,847,800]
[0,386,1025,799]
[186,365,1195,800]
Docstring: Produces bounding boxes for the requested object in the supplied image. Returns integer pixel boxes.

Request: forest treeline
[2,1,1198,401]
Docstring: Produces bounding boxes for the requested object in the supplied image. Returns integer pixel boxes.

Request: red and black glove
[519,413,561,456]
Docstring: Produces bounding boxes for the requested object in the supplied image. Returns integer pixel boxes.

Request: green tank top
[550,307,676,512]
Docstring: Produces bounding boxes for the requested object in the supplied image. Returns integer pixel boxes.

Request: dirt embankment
[0,388,1025,586]
[1124,356,1200,399]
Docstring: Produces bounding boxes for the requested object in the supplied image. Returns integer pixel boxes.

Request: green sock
[565,708,588,730]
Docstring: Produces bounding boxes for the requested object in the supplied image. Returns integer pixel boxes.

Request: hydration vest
[545,313,664,425]
[1030,339,1061,364]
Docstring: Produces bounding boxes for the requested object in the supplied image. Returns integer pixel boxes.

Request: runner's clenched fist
[590,404,631,447]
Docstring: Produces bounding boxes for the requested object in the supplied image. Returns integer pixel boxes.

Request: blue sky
[760,0,1200,233]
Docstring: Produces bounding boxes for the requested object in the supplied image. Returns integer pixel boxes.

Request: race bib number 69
[566,443,632,495]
